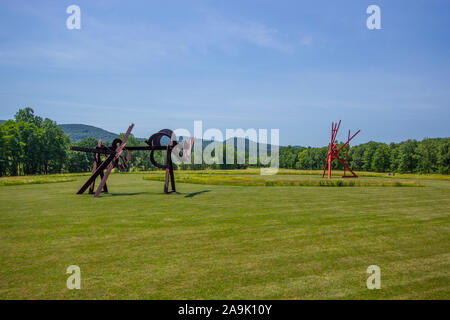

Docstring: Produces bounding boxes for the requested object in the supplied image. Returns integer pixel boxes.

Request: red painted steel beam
[336,129,360,153]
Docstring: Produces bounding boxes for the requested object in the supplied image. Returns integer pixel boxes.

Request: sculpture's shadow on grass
[181,190,212,198]
[108,192,151,197]
[102,190,212,198]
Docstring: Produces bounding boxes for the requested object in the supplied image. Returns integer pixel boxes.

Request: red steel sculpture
[70,124,194,197]
[322,120,360,179]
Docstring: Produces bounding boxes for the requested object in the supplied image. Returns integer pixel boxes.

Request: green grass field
[0,170,449,299]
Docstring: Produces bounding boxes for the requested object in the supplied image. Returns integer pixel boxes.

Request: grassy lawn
[0,170,449,299]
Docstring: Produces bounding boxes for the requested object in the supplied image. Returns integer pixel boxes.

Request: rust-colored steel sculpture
[70,124,193,197]
[322,120,360,179]
[88,139,108,194]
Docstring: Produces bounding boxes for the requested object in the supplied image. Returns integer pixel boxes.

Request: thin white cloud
[206,16,294,53]
[300,35,313,47]
[0,7,299,70]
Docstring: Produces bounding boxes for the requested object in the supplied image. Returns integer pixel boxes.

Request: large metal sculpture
[323,120,360,179]
[70,124,194,197]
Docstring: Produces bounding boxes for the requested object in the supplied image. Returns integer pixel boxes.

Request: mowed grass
[0,171,449,299]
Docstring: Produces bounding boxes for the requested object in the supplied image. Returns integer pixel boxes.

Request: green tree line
[0,108,68,176]
[1,108,449,176]
[279,138,450,174]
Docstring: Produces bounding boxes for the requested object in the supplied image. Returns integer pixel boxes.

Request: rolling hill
[0,121,120,142]
[59,124,119,142]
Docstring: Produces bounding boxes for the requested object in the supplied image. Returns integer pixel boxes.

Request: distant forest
[0,108,449,176]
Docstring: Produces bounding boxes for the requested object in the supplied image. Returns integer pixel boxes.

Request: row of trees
[51,134,450,175]
[1,108,449,176]
[278,139,450,174]
[0,108,68,176]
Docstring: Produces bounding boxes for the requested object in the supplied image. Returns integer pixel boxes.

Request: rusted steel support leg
[164,167,170,193]
[77,155,114,194]
[89,141,102,194]
[89,157,101,194]
[169,165,176,192]
[102,170,108,193]
[89,162,97,194]
[93,169,108,193]
[163,146,176,193]
[94,160,115,198]
[169,150,175,192]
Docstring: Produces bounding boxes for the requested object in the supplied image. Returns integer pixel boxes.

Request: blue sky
[0,0,449,146]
